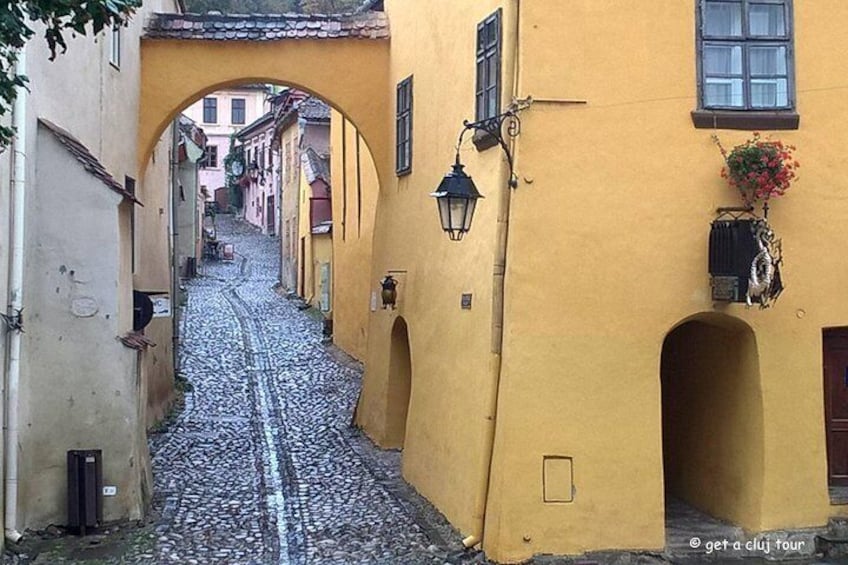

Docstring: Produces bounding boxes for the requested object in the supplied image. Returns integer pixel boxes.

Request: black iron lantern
[430,162,483,242]
[380,275,398,309]
[431,98,532,241]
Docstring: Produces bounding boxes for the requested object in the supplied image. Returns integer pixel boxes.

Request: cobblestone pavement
[137,215,473,564]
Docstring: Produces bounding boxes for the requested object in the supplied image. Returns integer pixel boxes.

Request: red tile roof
[38,119,141,205]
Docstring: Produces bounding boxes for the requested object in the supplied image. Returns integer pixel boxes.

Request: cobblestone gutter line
[225,270,293,565]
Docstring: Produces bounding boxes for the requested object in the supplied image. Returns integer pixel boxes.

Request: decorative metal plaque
[711,276,739,302]
[461,293,473,310]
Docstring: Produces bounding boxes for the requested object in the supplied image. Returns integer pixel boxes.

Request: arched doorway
[385,317,412,449]
[661,314,765,531]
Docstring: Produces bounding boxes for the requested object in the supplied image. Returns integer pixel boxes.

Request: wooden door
[266,195,275,235]
[824,329,848,486]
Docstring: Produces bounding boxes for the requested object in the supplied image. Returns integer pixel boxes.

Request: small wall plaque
[711,276,739,302]
[461,293,473,310]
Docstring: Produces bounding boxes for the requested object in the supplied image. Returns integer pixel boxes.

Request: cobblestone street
[137,215,469,564]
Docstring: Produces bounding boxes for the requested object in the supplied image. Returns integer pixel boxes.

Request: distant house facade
[299,147,333,311]
[176,115,207,277]
[235,108,279,234]
[182,85,268,208]
[274,93,330,294]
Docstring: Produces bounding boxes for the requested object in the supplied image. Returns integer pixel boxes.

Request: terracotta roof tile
[144,11,389,41]
[38,119,142,205]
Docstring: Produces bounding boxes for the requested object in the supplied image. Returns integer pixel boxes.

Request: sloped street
[137,215,467,564]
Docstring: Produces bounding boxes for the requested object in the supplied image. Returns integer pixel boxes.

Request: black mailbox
[709,219,759,302]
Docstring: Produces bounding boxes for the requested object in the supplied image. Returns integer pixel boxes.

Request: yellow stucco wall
[138,39,391,186]
[661,316,764,530]
[138,131,175,428]
[137,2,848,562]
[483,1,840,561]
[330,111,378,361]
[356,0,516,544]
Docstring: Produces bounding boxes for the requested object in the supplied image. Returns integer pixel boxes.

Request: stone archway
[384,316,412,449]
[138,11,391,185]
[661,313,765,531]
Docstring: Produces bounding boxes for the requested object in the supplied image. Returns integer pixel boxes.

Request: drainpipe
[5,48,28,543]
[475,0,523,552]
[170,124,180,376]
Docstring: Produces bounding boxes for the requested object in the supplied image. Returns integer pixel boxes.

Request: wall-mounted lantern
[248,161,259,181]
[431,97,532,241]
[380,275,398,309]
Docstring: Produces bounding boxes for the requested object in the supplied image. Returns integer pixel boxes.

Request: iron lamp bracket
[455,97,533,189]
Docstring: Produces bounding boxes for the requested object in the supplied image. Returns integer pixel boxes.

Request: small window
[202,145,218,169]
[395,76,413,175]
[475,10,502,123]
[231,98,246,125]
[203,97,218,124]
[694,0,798,129]
[110,26,121,68]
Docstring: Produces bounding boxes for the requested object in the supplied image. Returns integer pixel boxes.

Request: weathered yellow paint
[357,0,516,547]
[138,39,391,186]
[482,0,838,561]
[330,110,378,361]
[362,0,840,562]
[138,1,848,562]
[661,315,764,529]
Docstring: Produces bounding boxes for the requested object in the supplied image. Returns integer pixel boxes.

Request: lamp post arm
[453,97,532,189]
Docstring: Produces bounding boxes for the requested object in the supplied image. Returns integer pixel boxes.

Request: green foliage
[0,0,141,147]
[223,135,245,209]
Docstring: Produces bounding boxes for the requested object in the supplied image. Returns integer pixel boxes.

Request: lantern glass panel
[462,198,477,232]
[448,196,470,233]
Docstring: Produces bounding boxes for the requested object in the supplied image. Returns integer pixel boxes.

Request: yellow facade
[363,0,841,561]
[138,2,848,562]
[329,110,378,361]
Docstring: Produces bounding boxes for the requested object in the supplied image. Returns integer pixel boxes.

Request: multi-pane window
[203,145,218,169]
[231,98,246,124]
[476,10,502,122]
[396,76,413,175]
[203,97,218,123]
[699,0,793,110]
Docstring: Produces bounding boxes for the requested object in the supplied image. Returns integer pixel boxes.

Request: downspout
[473,0,522,552]
[170,124,180,376]
[5,48,27,543]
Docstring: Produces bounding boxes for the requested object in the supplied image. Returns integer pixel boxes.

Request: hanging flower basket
[708,133,795,309]
[713,132,799,208]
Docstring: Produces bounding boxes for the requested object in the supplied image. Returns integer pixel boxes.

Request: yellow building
[329,110,379,361]
[298,146,333,311]
[136,1,848,562]
[357,0,848,562]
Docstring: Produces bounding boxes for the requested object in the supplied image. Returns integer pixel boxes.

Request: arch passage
[385,317,412,449]
[661,316,765,530]
[138,13,391,185]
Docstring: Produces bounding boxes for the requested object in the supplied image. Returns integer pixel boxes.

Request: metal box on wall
[67,449,103,535]
[709,219,759,302]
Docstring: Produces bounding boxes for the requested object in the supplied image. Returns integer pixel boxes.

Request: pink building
[182,85,269,206]
[235,110,280,234]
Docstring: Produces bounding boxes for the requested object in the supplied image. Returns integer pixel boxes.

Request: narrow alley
[138,215,466,564]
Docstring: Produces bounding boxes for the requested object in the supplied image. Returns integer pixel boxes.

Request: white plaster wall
[22,127,134,526]
[8,0,181,530]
